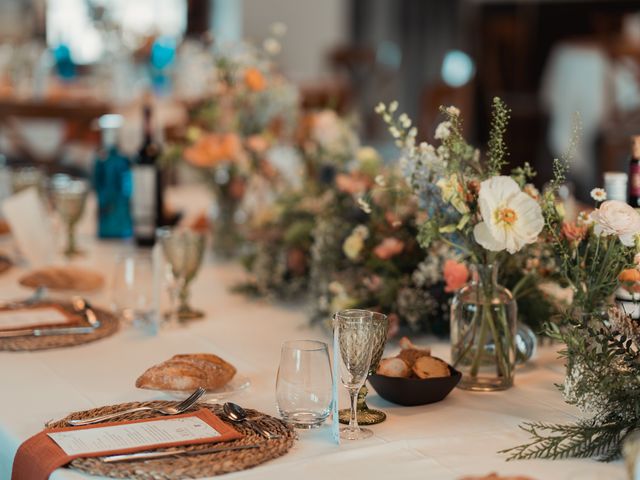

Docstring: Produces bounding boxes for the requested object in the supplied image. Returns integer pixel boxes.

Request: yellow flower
[436,174,469,214]
[343,233,364,260]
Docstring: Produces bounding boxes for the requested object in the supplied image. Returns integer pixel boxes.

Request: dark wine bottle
[629,135,640,208]
[132,102,165,247]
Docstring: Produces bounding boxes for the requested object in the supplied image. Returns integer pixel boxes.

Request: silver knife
[0,326,96,338]
[101,444,260,463]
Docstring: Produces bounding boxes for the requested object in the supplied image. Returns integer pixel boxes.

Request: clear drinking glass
[334,309,375,440]
[49,174,89,257]
[276,340,333,429]
[111,252,159,334]
[157,227,206,321]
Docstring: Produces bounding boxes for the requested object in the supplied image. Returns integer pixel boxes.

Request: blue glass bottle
[93,114,133,238]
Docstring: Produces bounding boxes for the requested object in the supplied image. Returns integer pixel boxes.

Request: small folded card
[12,408,242,480]
[1,187,55,267]
[0,305,77,331]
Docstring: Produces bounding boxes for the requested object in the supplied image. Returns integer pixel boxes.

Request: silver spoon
[71,296,100,328]
[223,403,279,439]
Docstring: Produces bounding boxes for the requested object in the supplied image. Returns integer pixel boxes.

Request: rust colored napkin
[12,408,242,480]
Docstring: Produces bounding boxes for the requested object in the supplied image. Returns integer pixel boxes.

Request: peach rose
[183,133,241,168]
[590,200,640,246]
[246,134,270,154]
[561,221,587,243]
[373,238,404,260]
[244,67,266,92]
[443,259,469,293]
[335,173,369,195]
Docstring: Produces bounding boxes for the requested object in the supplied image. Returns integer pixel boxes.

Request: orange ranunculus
[619,268,640,293]
[183,133,241,168]
[244,67,266,92]
[443,259,469,293]
[335,173,369,195]
[373,238,404,260]
[619,268,640,283]
[561,221,587,243]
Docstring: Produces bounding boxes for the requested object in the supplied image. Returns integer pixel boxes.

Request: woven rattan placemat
[0,303,119,351]
[47,401,296,479]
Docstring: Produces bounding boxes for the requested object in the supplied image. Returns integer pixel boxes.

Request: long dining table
[0,187,627,480]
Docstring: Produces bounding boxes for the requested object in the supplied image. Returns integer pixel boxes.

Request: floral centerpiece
[163,25,299,255]
[235,109,359,297]
[505,173,640,460]
[309,150,463,336]
[377,98,546,390]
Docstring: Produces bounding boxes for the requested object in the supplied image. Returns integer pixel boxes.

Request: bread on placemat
[19,266,104,292]
[136,353,237,391]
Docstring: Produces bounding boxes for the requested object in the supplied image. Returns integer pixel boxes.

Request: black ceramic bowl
[368,365,461,406]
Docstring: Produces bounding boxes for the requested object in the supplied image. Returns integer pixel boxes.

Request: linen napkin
[0,304,80,332]
[12,408,242,480]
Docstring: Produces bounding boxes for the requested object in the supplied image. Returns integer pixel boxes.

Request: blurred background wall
[1,0,640,201]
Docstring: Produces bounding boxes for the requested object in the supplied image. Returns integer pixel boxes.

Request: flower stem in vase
[451,262,516,391]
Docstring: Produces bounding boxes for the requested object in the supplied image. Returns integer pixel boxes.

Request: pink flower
[373,238,404,260]
[335,173,369,195]
[443,259,469,293]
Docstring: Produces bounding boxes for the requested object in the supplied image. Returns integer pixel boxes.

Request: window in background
[46,0,187,64]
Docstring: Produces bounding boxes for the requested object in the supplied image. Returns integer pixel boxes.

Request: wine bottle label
[631,164,640,197]
[132,166,156,237]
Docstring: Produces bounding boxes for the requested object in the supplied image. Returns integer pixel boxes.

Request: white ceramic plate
[157,374,251,403]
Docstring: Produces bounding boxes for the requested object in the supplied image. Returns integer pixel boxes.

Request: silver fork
[66,388,206,426]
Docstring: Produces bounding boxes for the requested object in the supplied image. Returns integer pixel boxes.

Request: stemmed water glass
[334,309,376,440]
[157,227,206,322]
[49,174,89,256]
[338,311,389,425]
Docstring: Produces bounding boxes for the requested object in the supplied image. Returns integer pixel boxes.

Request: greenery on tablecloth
[505,136,640,460]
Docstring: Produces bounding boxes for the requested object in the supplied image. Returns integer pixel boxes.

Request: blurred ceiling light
[376,41,401,71]
[441,50,475,87]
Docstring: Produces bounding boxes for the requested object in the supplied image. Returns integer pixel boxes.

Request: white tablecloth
[0,189,627,480]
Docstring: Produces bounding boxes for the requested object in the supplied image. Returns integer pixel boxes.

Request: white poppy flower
[473,176,544,254]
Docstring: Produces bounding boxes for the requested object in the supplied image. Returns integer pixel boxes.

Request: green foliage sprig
[487,97,511,176]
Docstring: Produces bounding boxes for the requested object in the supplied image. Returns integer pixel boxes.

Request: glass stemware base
[177,307,204,321]
[340,425,373,440]
[280,411,327,429]
[338,385,387,425]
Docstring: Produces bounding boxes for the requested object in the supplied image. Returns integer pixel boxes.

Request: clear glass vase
[210,195,243,257]
[451,262,517,391]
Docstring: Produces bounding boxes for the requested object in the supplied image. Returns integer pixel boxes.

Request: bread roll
[136,353,236,391]
[19,266,104,292]
[377,357,411,377]
[412,356,450,379]
[397,336,431,367]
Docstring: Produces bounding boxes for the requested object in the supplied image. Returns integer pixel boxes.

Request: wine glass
[111,252,159,334]
[157,227,205,321]
[334,309,375,440]
[276,340,333,429]
[49,174,88,256]
[338,311,388,425]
